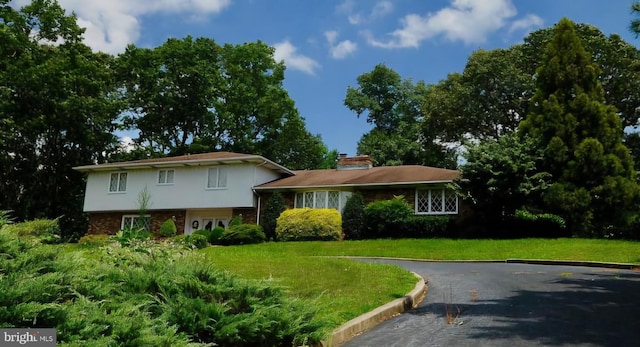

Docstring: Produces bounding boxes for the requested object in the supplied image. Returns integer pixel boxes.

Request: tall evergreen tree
[519,18,640,236]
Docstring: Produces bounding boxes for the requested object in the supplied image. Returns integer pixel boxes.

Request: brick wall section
[87,212,122,235]
[150,210,186,236]
[87,210,186,236]
[256,192,295,222]
[232,208,258,225]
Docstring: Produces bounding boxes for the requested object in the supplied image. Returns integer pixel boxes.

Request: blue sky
[17,0,640,156]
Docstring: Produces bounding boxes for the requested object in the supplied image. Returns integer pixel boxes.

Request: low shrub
[210,226,225,244]
[219,224,266,245]
[363,196,413,238]
[508,209,568,238]
[342,193,365,240]
[0,230,327,346]
[192,229,212,243]
[159,218,177,237]
[399,215,451,238]
[0,210,14,228]
[77,234,112,247]
[173,233,209,249]
[112,228,151,247]
[276,208,342,242]
[229,215,243,227]
[2,218,61,237]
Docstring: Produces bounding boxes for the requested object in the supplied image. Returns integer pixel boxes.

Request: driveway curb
[323,271,426,347]
[338,256,640,270]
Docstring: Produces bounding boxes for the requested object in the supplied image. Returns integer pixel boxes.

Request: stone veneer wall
[87,210,186,236]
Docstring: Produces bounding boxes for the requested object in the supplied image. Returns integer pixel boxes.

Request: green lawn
[201,238,640,328]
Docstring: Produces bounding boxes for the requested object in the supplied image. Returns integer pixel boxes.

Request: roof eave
[254,179,456,190]
[73,156,294,176]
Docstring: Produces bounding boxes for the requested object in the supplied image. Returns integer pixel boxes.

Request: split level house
[73,152,460,235]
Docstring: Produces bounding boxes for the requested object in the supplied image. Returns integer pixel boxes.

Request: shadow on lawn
[411,271,640,346]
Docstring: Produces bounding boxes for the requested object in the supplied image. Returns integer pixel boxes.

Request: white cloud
[367,0,518,48]
[508,14,544,35]
[12,0,232,54]
[273,40,320,75]
[120,136,135,153]
[337,0,393,25]
[371,1,394,19]
[325,30,357,59]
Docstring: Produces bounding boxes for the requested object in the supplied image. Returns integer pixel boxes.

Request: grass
[208,238,640,263]
[200,237,640,329]
[200,244,418,327]
[64,237,640,333]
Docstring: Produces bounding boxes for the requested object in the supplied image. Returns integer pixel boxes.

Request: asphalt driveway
[342,260,640,347]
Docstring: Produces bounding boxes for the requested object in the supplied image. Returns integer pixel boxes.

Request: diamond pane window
[315,192,326,208]
[295,193,304,208]
[416,188,458,215]
[304,192,314,208]
[328,191,340,210]
[445,190,457,212]
[109,172,127,192]
[109,173,118,192]
[217,168,227,187]
[417,190,430,213]
[430,189,443,212]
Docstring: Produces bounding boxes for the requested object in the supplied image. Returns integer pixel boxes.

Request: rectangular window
[109,172,127,192]
[121,215,151,231]
[295,191,344,211]
[207,167,228,189]
[416,188,458,215]
[158,169,175,184]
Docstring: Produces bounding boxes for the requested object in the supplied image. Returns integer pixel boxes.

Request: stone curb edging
[322,271,426,347]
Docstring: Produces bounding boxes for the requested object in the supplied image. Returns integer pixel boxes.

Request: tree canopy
[0,0,335,237]
[0,0,120,237]
[345,64,457,168]
[519,18,639,236]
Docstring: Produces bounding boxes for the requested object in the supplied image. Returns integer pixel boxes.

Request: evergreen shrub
[399,215,450,238]
[342,193,365,240]
[219,224,266,245]
[363,196,413,238]
[276,208,342,241]
[260,192,286,241]
[159,218,177,237]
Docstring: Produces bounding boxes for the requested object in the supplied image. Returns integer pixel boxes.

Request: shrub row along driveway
[343,260,640,347]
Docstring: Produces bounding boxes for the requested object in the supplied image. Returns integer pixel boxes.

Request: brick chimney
[337,154,373,171]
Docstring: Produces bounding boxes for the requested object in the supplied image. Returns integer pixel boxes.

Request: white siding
[83,163,283,212]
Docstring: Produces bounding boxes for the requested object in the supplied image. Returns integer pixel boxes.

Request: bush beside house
[260,192,286,241]
[363,196,413,238]
[276,208,342,241]
[342,193,365,240]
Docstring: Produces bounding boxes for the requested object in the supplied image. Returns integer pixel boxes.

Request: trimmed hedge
[507,209,568,238]
[276,208,342,241]
[398,215,450,238]
[159,218,177,237]
[363,196,413,238]
[219,224,266,245]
